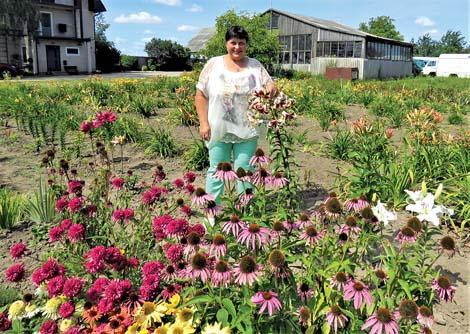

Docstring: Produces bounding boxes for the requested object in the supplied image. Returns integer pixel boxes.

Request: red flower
[60,219,73,230]
[40,320,58,334]
[184,171,196,183]
[68,197,84,213]
[0,312,12,331]
[67,180,83,195]
[67,224,85,243]
[172,178,184,189]
[63,277,84,298]
[47,275,66,297]
[111,177,125,189]
[80,121,93,133]
[59,301,75,318]
[5,263,25,282]
[10,242,27,259]
[48,226,64,242]
[55,197,69,212]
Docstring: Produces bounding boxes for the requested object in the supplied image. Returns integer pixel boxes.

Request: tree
[202,10,280,69]
[438,30,467,54]
[120,55,138,70]
[94,14,120,72]
[144,38,191,70]
[359,16,404,41]
[411,34,439,56]
[0,0,38,35]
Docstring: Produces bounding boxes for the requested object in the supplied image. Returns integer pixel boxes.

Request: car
[0,63,20,79]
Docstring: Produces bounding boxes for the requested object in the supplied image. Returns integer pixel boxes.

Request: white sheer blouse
[196,56,273,148]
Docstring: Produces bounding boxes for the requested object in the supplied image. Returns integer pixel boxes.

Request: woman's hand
[267,82,278,98]
[199,122,211,141]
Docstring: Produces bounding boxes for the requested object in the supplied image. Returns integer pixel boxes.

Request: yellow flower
[164,294,181,314]
[126,323,149,334]
[174,307,195,325]
[43,296,66,319]
[201,322,231,334]
[167,322,195,334]
[59,318,75,332]
[135,301,167,327]
[153,323,170,334]
[8,300,25,319]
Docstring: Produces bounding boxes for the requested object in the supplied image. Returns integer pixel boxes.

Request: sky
[102,0,470,56]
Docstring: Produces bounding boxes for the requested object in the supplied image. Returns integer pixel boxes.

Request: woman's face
[226,38,247,61]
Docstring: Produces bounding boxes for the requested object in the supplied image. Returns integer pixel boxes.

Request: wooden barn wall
[277,15,317,35]
[317,30,364,42]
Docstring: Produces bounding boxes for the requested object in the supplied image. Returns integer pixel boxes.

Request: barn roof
[186,27,216,52]
[265,8,412,45]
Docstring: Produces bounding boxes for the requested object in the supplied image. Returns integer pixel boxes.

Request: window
[66,47,80,56]
[338,42,345,57]
[331,42,338,57]
[279,34,312,64]
[39,12,53,37]
[22,47,27,62]
[270,14,279,29]
[345,41,354,57]
[353,41,362,57]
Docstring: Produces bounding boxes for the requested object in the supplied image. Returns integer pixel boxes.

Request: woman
[195,26,277,203]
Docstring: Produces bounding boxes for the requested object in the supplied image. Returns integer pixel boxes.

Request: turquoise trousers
[206,138,258,203]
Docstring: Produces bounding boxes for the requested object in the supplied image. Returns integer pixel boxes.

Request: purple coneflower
[395,226,417,245]
[344,196,369,213]
[160,264,177,281]
[343,280,373,309]
[417,306,434,328]
[236,188,254,209]
[431,275,456,302]
[251,291,282,316]
[297,282,313,302]
[233,256,261,286]
[374,268,388,282]
[213,162,238,182]
[187,253,211,282]
[398,299,419,321]
[329,272,350,291]
[270,221,286,239]
[361,307,399,334]
[324,195,342,219]
[267,171,289,188]
[299,225,325,245]
[268,249,290,278]
[249,148,271,166]
[282,219,300,233]
[326,305,348,334]
[237,223,270,250]
[221,214,246,238]
[406,217,422,234]
[161,284,181,301]
[339,216,361,235]
[192,188,215,206]
[296,213,312,229]
[252,167,271,186]
[183,232,205,258]
[211,260,232,288]
[439,236,457,257]
[297,306,311,327]
[209,234,227,258]
[204,200,222,218]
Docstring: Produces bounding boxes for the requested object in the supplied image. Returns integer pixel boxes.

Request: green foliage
[358,16,404,41]
[0,287,19,307]
[24,180,57,225]
[94,15,121,73]
[144,39,191,71]
[0,0,38,35]
[0,188,24,229]
[183,139,209,171]
[447,112,464,125]
[326,130,353,161]
[144,128,179,158]
[202,10,280,69]
[412,30,468,56]
[120,55,139,70]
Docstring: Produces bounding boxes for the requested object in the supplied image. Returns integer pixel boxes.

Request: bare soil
[0,106,469,333]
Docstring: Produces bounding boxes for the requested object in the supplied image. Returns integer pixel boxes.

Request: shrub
[141,65,149,71]
[183,139,209,171]
[448,112,464,125]
[120,55,139,70]
[144,128,179,157]
[0,188,24,229]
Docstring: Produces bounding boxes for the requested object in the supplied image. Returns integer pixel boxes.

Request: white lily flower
[405,193,452,226]
[405,189,425,202]
[372,200,397,226]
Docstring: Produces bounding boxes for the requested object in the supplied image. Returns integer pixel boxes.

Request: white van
[422,59,438,76]
[437,54,470,78]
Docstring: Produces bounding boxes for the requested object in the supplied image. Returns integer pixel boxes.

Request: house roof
[265,8,412,46]
[91,0,107,13]
[186,27,216,52]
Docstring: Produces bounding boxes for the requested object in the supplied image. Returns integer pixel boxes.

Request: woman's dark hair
[225,26,249,43]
